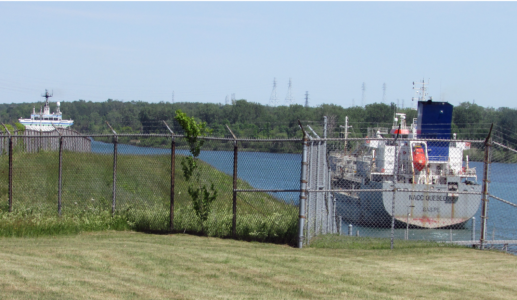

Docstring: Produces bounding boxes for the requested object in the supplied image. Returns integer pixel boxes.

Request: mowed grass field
[0,151,297,243]
[1,231,516,299]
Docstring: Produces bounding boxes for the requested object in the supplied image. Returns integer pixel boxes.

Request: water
[92,140,301,202]
[92,141,517,243]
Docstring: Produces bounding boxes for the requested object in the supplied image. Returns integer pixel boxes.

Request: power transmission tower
[172,91,175,103]
[225,95,229,105]
[269,78,278,106]
[361,82,366,107]
[352,98,355,107]
[285,78,294,106]
[382,83,386,104]
[304,91,309,108]
[401,99,405,109]
[231,93,236,105]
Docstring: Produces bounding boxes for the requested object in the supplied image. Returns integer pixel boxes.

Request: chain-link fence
[306,137,484,243]
[0,131,301,245]
[1,121,517,251]
[301,118,517,253]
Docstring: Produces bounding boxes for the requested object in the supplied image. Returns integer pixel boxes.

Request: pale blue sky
[1,2,516,109]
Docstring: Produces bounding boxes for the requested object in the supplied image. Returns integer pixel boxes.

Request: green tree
[174,110,218,234]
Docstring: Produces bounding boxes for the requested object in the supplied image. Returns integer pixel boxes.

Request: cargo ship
[331,85,481,229]
[18,90,74,131]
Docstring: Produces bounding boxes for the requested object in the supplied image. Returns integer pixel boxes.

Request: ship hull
[19,119,73,127]
[334,181,482,229]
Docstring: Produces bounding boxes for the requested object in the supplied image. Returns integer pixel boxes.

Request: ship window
[448,182,458,191]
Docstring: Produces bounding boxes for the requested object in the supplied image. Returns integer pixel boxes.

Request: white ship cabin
[18,95,74,131]
[363,113,477,185]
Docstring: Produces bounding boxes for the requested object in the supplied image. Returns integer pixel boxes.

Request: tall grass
[0,150,297,244]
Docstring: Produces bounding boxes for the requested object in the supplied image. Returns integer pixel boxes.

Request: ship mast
[412,79,430,102]
[42,89,53,106]
[339,116,352,155]
[41,89,53,115]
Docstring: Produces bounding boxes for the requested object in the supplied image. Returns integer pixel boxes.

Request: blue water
[92,141,517,243]
[92,140,301,202]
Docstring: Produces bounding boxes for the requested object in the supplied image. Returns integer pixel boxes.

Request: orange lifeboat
[412,146,426,172]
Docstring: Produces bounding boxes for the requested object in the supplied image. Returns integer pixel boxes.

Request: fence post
[106,122,118,215]
[306,140,312,241]
[328,166,333,233]
[8,136,12,213]
[163,121,175,233]
[298,121,308,248]
[390,128,400,250]
[2,124,13,213]
[390,188,397,249]
[333,197,337,234]
[471,217,476,242]
[112,136,118,214]
[226,125,238,238]
[307,125,321,235]
[480,124,493,250]
[58,136,63,215]
[53,125,64,216]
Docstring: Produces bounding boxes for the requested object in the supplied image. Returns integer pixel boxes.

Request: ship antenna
[41,89,53,107]
[411,79,429,108]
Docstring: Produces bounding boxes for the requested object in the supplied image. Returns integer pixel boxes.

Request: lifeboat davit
[412,146,426,172]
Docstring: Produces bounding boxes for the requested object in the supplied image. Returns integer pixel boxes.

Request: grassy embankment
[0,150,297,243]
[1,231,516,299]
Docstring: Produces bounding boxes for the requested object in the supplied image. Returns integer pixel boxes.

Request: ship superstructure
[331,83,481,229]
[18,90,74,131]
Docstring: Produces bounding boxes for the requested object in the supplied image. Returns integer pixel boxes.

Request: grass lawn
[1,231,516,299]
[0,151,297,243]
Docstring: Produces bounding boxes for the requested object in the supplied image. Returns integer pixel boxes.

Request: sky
[0,2,516,110]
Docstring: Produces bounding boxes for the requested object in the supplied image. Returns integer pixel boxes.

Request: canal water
[92,141,517,243]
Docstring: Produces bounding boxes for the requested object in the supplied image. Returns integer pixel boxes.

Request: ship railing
[428,155,449,161]
[367,127,389,137]
[464,167,477,176]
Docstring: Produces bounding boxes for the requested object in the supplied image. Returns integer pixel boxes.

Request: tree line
[0,98,514,143]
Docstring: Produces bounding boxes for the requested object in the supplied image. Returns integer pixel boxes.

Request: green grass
[0,209,130,237]
[1,231,516,299]
[309,234,461,250]
[0,151,297,243]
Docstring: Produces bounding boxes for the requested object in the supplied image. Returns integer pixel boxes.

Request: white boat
[331,83,481,229]
[18,90,74,131]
